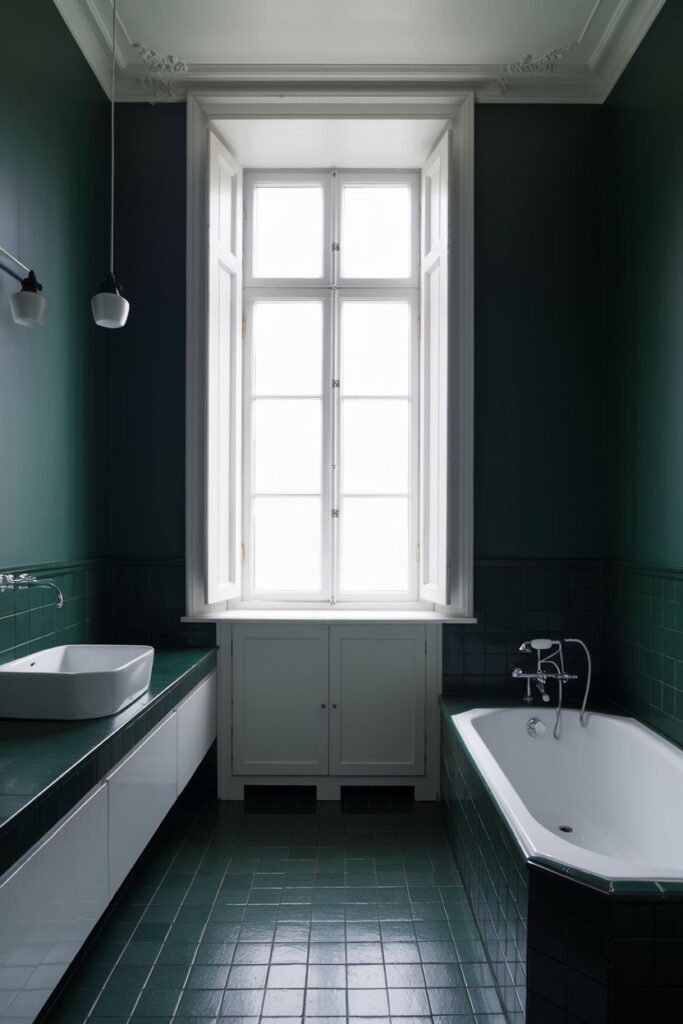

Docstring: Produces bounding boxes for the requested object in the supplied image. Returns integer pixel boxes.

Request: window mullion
[329,170,341,604]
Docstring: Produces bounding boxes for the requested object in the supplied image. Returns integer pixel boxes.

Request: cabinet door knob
[332,703,338,709]
[321,703,326,708]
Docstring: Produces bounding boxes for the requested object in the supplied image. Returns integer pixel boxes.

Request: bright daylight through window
[244,173,418,602]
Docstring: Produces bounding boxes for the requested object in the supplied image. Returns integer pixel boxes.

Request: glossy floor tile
[42,785,504,1024]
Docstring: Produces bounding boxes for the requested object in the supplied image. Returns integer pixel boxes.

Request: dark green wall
[111,104,605,565]
[0,0,108,567]
[603,0,683,568]
[111,105,187,560]
[474,106,604,559]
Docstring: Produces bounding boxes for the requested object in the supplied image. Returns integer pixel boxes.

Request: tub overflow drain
[558,825,573,833]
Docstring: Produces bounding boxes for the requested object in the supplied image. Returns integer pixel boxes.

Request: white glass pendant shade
[91,273,129,329]
[10,272,47,327]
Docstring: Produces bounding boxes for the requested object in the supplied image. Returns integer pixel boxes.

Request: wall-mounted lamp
[0,245,47,327]
[92,0,129,330]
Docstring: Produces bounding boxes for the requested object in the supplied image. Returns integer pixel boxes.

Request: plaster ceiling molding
[51,0,669,104]
[499,42,578,91]
[502,42,578,76]
[133,44,189,99]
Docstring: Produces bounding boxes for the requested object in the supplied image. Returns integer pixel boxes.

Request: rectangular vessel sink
[0,645,154,720]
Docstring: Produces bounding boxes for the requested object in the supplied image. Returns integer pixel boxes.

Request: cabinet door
[232,625,328,775]
[330,626,426,775]
[0,785,108,1022]
[107,713,178,897]
[177,671,217,792]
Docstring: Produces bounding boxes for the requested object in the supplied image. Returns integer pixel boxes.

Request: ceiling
[54,0,666,103]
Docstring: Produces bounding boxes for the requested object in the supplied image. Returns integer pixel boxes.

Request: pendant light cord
[109,0,117,276]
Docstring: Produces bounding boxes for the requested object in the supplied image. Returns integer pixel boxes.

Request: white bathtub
[452,707,683,881]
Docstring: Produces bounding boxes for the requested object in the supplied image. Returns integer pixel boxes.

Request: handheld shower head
[519,638,555,653]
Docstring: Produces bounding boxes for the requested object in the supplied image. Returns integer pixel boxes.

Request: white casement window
[192,99,474,617]
[241,170,420,605]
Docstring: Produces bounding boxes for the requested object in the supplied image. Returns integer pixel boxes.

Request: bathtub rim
[449,706,683,887]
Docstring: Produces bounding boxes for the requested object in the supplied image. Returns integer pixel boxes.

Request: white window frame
[242,170,420,607]
[185,91,474,622]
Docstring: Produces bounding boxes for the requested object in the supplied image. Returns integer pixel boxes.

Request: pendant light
[92,0,129,329]
[0,246,47,327]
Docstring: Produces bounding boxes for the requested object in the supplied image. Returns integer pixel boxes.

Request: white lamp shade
[91,290,130,329]
[10,289,47,327]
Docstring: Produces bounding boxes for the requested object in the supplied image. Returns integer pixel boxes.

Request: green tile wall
[444,560,602,699]
[603,564,683,746]
[112,558,215,649]
[0,560,110,666]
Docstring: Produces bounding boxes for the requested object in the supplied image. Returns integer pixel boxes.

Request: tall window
[243,172,419,603]
[202,126,454,612]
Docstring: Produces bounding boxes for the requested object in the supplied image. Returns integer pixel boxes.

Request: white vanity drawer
[0,785,108,1021]
[107,713,177,897]
[177,670,217,792]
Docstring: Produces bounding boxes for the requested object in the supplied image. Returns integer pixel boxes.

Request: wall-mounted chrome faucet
[0,573,64,609]
[513,638,592,739]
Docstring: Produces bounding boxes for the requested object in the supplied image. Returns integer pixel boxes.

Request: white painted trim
[448,94,475,618]
[186,97,218,617]
[184,611,475,623]
[186,90,474,618]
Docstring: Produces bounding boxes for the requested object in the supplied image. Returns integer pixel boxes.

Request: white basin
[0,645,154,720]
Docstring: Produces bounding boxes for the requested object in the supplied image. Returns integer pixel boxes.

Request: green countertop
[0,648,217,830]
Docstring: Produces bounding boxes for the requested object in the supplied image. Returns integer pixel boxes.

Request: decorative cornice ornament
[502,42,578,76]
[133,43,189,98]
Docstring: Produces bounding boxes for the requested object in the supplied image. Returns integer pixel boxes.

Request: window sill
[182,610,476,624]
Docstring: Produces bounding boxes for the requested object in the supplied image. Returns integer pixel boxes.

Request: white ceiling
[53,0,667,103]
[214,119,448,169]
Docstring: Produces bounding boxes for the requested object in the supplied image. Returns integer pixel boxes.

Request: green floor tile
[42,799,499,1024]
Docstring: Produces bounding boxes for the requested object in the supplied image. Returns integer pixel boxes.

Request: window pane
[341,400,410,495]
[253,497,321,591]
[341,301,411,396]
[253,185,323,278]
[340,184,412,279]
[253,399,321,494]
[253,301,323,396]
[339,497,409,593]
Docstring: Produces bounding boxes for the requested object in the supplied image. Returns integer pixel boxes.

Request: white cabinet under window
[232,624,329,775]
[329,626,426,775]
[221,622,440,799]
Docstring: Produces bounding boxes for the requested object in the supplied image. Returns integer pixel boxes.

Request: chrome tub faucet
[0,573,65,609]
[513,638,592,739]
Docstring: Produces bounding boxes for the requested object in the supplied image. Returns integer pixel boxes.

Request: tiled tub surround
[0,648,217,878]
[441,700,683,1024]
[442,705,528,1023]
[603,563,683,747]
[443,560,602,700]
